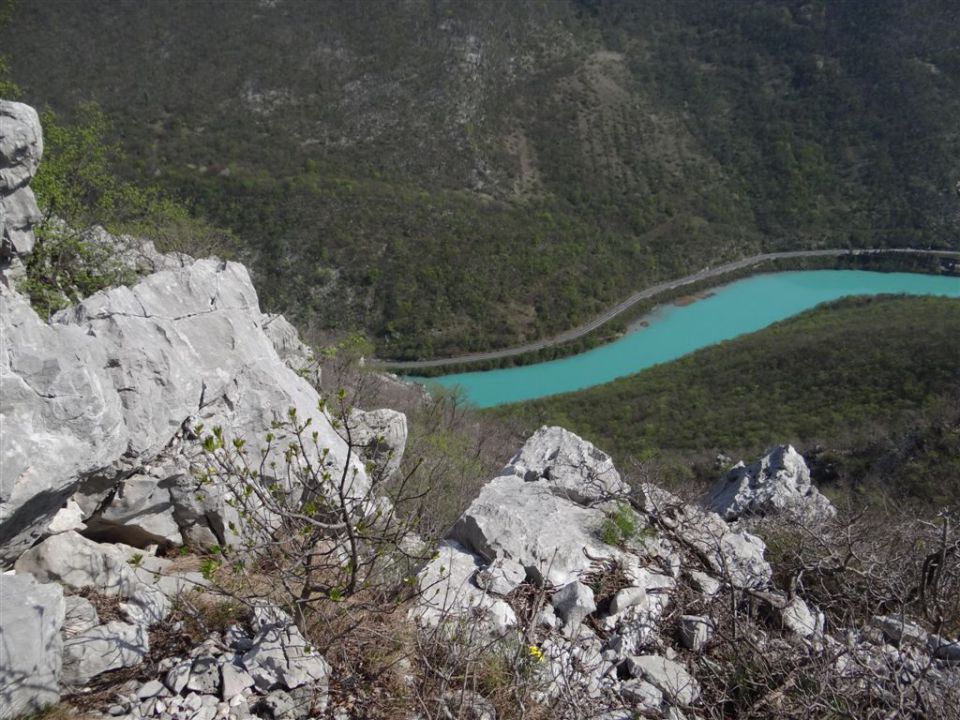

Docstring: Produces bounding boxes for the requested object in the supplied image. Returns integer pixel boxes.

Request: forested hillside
[2,0,958,356]
[500,295,960,508]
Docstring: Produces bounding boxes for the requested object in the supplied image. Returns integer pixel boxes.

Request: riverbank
[413,270,960,407]
[381,248,959,377]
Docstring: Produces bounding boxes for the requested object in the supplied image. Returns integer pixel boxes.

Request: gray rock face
[411,541,517,634]
[705,444,836,524]
[242,606,330,693]
[0,289,127,564]
[644,484,771,588]
[552,581,597,635]
[505,425,628,504]
[0,573,65,718]
[0,101,43,260]
[261,314,314,373]
[85,474,181,547]
[626,655,700,706]
[346,408,408,481]
[61,620,149,686]
[2,252,368,564]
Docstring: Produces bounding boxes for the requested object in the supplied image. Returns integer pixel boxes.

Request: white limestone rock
[551,581,597,635]
[85,474,181,547]
[221,663,255,700]
[412,541,517,634]
[241,605,331,694]
[0,102,43,190]
[61,620,149,686]
[679,615,714,651]
[14,531,172,628]
[619,679,664,712]
[3,250,369,564]
[62,595,100,638]
[779,596,824,639]
[15,530,144,596]
[0,290,127,564]
[261,313,314,373]
[0,573,64,718]
[504,426,628,505]
[644,484,772,589]
[705,444,836,524]
[0,101,43,259]
[346,407,408,481]
[449,429,637,587]
[608,586,647,616]
[47,499,87,535]
[474,556,527,596]
[626,655,700,706]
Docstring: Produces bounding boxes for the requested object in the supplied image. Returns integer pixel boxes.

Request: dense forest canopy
[2,0,958,356]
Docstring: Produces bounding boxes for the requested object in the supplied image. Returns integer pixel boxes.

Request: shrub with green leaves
[598,502,647,548]
[192,393,429,629]
[20,103,234,316]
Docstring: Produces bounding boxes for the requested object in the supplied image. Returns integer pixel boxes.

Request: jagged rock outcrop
[0,100,43,262]
[0,287,128,561]
[346,407,408,481]
[261,313,314,373]
[414,426,779,715]
[0,573,65,718]
[446,426,642,588]
[1,255,371,562]
[507,425,627,504]
[704,444,836,524]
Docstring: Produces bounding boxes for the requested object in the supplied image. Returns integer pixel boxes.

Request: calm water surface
[413,270,960,408]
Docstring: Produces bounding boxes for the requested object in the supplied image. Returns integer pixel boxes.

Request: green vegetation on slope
[499,295,960,507]
[3,1,959,356]
[21,104,235,317]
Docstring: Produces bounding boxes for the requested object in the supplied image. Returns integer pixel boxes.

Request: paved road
[377,248,959,370]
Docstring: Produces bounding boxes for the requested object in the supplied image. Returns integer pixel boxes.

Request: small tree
[192,391,429,631]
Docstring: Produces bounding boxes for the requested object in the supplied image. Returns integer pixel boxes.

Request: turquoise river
[413,270,960,408]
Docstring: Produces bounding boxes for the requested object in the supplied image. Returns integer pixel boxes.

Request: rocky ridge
[1,102,958,720]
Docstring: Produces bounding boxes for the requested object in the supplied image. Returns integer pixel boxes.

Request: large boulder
[505,426,627,505]
[346,408,408,481]
[449,427,634,587]
[61,621,149,686]
[0,573,65,718]
[705,444,836,524]
[0,289,127,564]
[15,530,144,597]
[0,100,43,260]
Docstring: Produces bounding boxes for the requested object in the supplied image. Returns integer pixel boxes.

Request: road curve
[377,248,959,371]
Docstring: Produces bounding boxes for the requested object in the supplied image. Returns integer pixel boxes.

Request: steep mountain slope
[3,0,958,356]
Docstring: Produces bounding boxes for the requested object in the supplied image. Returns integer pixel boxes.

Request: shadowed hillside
[3,0,958,356]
